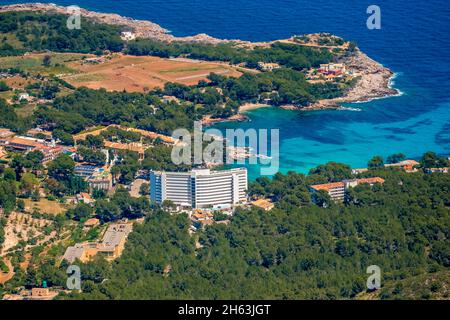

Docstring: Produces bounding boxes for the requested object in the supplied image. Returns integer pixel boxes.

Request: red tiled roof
[356,177,385,184]
[310,182,345,191]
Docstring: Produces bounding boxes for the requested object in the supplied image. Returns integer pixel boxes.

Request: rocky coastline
[302,50,400,111]
[0,3,400,119]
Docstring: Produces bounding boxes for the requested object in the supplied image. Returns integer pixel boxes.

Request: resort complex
[150,168,248,209]
[63,222,133,263]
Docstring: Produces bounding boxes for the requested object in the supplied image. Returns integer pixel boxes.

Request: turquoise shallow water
[213,73,450,180]
[4,0,450,180]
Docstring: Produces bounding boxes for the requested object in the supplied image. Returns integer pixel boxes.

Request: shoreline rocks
[302,50,400,111]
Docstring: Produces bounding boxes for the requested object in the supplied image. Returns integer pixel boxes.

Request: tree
[309,162,352,182]
[0,178,16,213]
[368,156,384,169]
[3,168,16,181]
[139,183,149,196]
[16,199,25,212]
[53,129,74,146]
[66,203,94,221]
[311,190,332,208]
[10,154,27,180]
[45,178,66,197]
[61,161,450,300]
[92,189,107,199]
[31,189,40,202]
[84,135,104,149]
[0,81,10,92]
[42,55,52,67]
[20,173,39,197]
[47,154,75,181]
[421,151,449,168]
[25,150,44,171]
[95,199,120,223]
[161,199,176,211]
[78,147,106,166]
[386,153,406,164]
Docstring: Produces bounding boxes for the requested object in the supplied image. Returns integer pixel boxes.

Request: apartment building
[424,167,449,174]
[310,177,385,202]
[74,164,101,178]
[0,135,63,162]
[150,168,248,209]
[310,181,346,201]
[63,223,133,263]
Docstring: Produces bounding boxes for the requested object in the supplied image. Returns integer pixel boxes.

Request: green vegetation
[34,88,194,135]
[20,154,447,300]
[421,151,449,168]
[0,81,10,92]
[142,145,191,172]
[46,154,88,196]
[0,11,124,56]
[0,98,32,133]
[386,153,406,164]
[94,187,149,223]
[0,11,355,139]
[364,270,450,300]
[127,39,334,70]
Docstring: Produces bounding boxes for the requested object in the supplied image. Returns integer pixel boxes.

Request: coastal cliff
[302,50,399,111]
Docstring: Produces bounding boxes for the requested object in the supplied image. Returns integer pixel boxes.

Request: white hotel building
[150,168,248,209]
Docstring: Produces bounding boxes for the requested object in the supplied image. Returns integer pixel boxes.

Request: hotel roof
[252,199,275,210]
[104,141,145,154]
[385,159,420,167]
[0,128,15,138]
[310,182,345,191]
[354,177,385,184]
[99,223,132,250]
[5,136,47,149]
[62,244,85,263]
[192,212,214,220]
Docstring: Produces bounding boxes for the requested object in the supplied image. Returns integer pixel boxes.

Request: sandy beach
[239,103,271,113]
[201,114,249,126]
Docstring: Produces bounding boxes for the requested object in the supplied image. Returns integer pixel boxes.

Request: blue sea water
[3,0,450,180]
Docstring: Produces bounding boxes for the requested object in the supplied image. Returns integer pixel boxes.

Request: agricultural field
[0,52,83,76]
[23,198,67,216]
[61,54,244,92]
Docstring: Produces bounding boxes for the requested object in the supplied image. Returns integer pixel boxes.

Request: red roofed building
[310,177,385,202]
[310,182,346,201]
[385,160,420,172]
[36,145,64,163]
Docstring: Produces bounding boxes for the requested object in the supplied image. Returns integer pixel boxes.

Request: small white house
[121,31,136,41]
[18,92,31,101]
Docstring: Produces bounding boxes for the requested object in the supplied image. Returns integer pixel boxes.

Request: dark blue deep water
[3,0,450,179]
